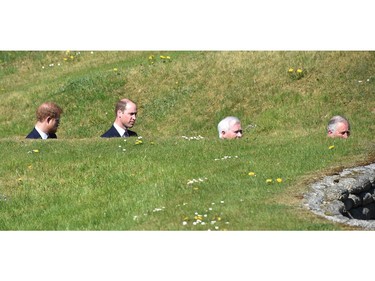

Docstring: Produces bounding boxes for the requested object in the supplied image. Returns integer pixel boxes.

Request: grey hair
[327,115,350,133]
[218,116,241,138]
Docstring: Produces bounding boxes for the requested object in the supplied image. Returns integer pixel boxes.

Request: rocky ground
[303,163,375,230]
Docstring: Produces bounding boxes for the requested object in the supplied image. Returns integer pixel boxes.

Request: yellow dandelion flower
[148,55,154,60]
[329,145,335,150]
[166,56,171,59]
[63,58,68,61]
[248,172,256,176]
[113,68,118,71]
[276,178,283,183]
[297,68,303,73]
[70,55,74,59]
[288,68,294,73]
[32,149,39,153]
[266,179,273,184]
[160,55,166,59]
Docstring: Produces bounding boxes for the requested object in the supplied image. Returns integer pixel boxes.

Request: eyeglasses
[339,130,350,136]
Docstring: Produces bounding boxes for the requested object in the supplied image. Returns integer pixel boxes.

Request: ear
[46,116,52,123]
[221,131,226,138]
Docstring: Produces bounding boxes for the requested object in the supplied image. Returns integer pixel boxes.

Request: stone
[347,203,375,220]
[360,191,374,206]
[324,184,349,201]
[347,194,362,208]
[304,163,375,230]
[322,200,346,216]
[343,198,353,211]
[347,208,366,220]
[345,177,371,194]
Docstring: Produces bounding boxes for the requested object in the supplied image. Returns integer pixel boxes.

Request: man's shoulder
[101,125,138,138]
[101,125,120,138]
[26,128,41,139]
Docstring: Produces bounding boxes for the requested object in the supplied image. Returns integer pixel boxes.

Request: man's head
[36,102,63,134]
[114,98,137,129]
[218,116,243,139]
[327,115,350,139]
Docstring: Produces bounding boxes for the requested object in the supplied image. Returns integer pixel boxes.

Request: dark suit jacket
[101,125,137,138]
[26,128,57,139]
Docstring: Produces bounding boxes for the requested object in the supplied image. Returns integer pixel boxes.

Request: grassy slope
[0,51,374,230]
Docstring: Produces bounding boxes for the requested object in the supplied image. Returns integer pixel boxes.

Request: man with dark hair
[101,98,138,138]
[26,102,63,139]
[327,115,350,139]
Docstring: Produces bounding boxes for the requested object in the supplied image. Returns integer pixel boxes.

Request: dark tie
[123,130,129,137]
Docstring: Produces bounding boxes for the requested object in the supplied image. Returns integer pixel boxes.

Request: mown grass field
[0,51,374,230]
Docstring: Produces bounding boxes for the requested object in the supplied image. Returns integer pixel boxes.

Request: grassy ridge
[0,51,374,230]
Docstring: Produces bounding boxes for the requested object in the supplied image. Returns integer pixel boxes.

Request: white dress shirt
[113,123,127,137]
[35,126,49,139]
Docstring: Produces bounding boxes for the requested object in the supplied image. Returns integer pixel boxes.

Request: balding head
[115,99,135,115]
[36,102,63,122]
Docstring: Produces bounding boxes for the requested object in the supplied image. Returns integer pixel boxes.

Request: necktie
[123,130,129,137]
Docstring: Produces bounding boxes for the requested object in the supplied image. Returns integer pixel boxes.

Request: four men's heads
[218,116,243,139]
[327,115,350,139]
[26,102,351,140]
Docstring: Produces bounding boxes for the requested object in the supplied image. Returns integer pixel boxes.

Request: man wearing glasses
[218,116,243,139]
[327,115,351,139]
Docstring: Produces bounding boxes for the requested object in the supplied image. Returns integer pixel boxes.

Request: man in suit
[327,115,351,139]
[217,116,243,139]
[26,102,63,139]
[101,98,138,138]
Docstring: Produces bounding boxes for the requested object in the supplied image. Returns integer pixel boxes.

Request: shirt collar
[113,123,126,137]
[35,125,49,139]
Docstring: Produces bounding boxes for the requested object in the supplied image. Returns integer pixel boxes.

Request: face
[119,102,137,128]
[329,121,350,139]
[46,115,60,134]
[221,122,243,139]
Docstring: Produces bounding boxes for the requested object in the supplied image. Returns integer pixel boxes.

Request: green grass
[0,51,374,230]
